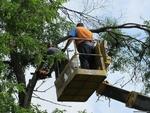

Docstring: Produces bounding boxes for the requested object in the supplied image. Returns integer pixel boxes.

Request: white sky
[29,0,150,113]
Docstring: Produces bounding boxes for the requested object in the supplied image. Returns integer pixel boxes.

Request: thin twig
[35,80,46,90]
[34,85,54,92]
[121,75,135,88]
[59,6,103,25]
[32,93,71,107]
[110,31,149,47]
[112,76,125,85]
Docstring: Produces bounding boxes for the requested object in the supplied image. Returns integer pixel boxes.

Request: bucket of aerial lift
[54,40,109,102]
[55,63,107,102]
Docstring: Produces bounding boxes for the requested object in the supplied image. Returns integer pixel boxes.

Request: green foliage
[100,18,125,56]
[51,108,90,113]
[0,33,12,56]
[0,0,69,67]
[78,109,88,113]
[142,20,150,93]
[47,51,66,66]
[0,77,47,113]
[41,16,74,45]
[52,108,66,113]
[0,61,5,74]
[99,18,131,72]
[0,0,71,112]
[98,18,150,94]
[143,71,150,94]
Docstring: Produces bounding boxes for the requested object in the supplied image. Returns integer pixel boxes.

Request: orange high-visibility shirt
[76,27,93,45]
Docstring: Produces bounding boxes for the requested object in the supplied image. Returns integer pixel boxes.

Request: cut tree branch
[90,23,150,33]
[56,23,150,45]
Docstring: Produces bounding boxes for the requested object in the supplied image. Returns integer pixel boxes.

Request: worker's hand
[61,48,65,52]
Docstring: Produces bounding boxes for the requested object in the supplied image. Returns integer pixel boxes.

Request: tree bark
[10,51,39,108]
[23,73,38,107]
[10,52,26,107]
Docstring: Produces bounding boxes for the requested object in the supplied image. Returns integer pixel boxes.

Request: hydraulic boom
[96,82,150,111]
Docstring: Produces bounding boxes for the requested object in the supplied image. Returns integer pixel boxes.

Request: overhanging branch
[90,23,150,33]
[56,23,150,45]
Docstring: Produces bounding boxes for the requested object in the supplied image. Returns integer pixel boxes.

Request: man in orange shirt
[65,23,95,69]
[76,23,95,69]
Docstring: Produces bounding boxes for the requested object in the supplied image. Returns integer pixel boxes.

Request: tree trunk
[23,73,38,107]
[10,52,38,108]
[10,52,26,107]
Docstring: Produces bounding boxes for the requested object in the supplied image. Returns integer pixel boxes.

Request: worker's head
[76,23,84,27]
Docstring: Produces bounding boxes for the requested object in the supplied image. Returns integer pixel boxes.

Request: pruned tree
[0,0,71,111]
[0,0,150,113]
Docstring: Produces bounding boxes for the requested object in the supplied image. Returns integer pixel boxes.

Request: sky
[28,0,150,113]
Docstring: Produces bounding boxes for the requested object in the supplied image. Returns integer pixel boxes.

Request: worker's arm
[62,27,77,52]
[62,38,73,52]
[55,36,70,45]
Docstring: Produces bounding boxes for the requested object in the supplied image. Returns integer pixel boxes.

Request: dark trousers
[77,42,96,69]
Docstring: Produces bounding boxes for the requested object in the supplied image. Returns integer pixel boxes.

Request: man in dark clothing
[37,43,68,79]
[77,41,95,69]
